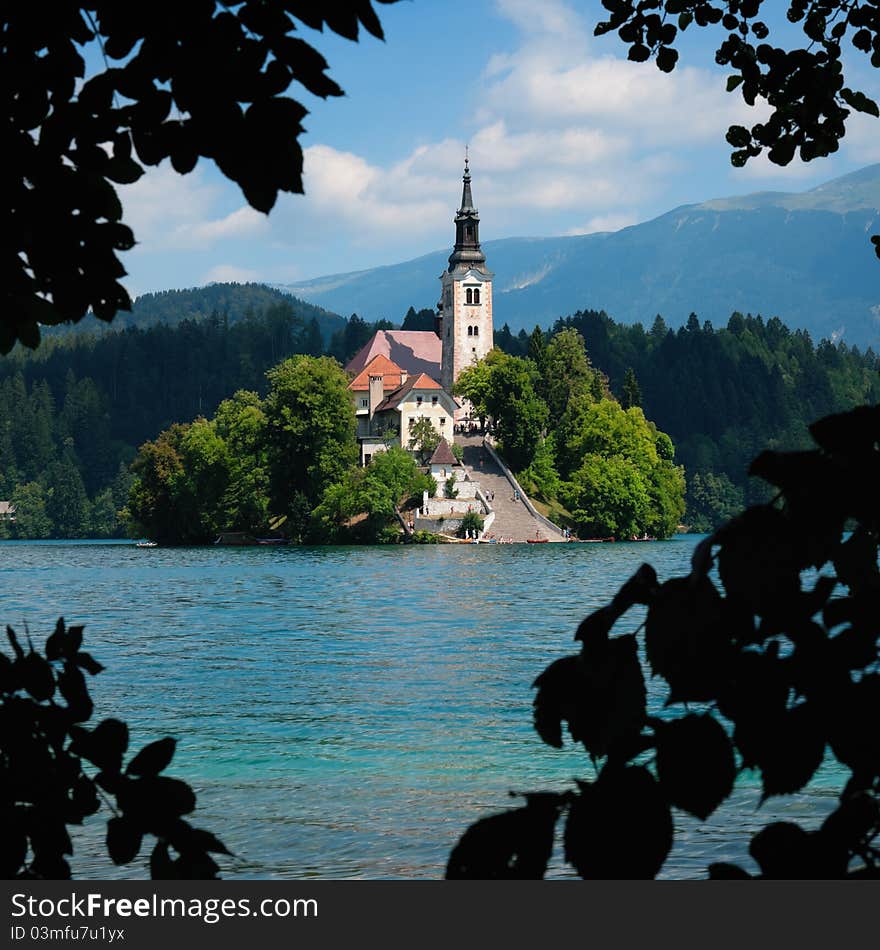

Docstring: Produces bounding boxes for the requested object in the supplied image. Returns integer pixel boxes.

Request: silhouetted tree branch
[595,1,880,257]
[3,1,400,352]
[448,404,880,879]
[1,618,229,878]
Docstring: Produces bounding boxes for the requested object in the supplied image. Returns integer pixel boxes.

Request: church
[346,157,494,464]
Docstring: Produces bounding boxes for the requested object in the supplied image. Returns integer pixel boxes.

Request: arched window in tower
[467,325,473,336]
[473,288,480,305]
[465,288,473,305]
[473,325,479,337]
[466,225,473,240]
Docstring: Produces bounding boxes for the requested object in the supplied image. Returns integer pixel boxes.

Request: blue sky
[112,0,880,297]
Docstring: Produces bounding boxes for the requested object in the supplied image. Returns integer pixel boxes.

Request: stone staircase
[457,435,565,542]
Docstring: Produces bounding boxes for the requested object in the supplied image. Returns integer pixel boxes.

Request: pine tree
[621,367,642,409]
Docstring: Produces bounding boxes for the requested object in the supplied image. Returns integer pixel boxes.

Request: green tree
[301,317,325,358]
[557,401,684,539]
[46,454,91,538]
[477,352,548,471]
[213,390,271,534]
[4,1,401,352]
[9,482,53,539]
[620,367,642,409]
[311,446,431,543]
[453,355,494,426]
[527,326,548,379]
[401,307,436,331]
[408,416,441,463]
[562,454,651,538]
[263,355,357,534]
[89,488,122,538]
[542,328,597,419]
[686,470,746,533]
[127,425,189,543]
[519,434,561,501]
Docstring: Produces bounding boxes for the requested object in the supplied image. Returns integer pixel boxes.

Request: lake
[1,537,840,879]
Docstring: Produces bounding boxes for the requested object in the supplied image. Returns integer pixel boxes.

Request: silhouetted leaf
[29,854,72,880]
[118,776,197,825]
[833,529,879,593]
[809,406,880,457]
[166,819,233,857]
[446,796,562,879]
[149,840,179,880]
[20,652,55,702]
[820,792,879,850]
[75,652,105,676]
[564,766,672,878]
[0,653,15,694]
[174,849,220,879]
[71,718,129,772]
[716,506,813,617]
[645,576,731,703]
[107,816,143,865]
[67,776,101,823]
[7,625,24,660]
[749,822,811,877]
[45,618,66,660]
[58,662,93,722]
[757,704,826,800]
[126,737,177,777]
[532,655,579,748]
[573,605,617,648]
[0,814,27,877]
[655,715,736,820]
[748,821,845,877]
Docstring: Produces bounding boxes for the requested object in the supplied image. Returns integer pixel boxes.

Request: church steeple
[448,152,486,272]
[438,154,494,403]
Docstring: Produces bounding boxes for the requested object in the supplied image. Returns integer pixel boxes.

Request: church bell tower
[438,155,494,404]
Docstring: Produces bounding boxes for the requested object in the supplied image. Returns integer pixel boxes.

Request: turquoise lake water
[1,537,841,879]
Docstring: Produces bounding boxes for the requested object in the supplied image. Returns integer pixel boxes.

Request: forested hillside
[0,300,397,539]
[44,282,347,339]
[2,294,877,538]
[497,311,880,529]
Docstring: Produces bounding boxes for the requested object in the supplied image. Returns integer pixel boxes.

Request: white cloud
[183,206,269,245]
[119,162,220,246]
[120,162,271,252]
[493,0,585,39]
[842,112,880,164]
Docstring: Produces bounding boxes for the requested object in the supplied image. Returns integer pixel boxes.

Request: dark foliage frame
[448,405,880,879]
[1,619,229,878]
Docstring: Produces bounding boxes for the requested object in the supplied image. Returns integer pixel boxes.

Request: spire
[459,148,475,214]
[448,151,486,272]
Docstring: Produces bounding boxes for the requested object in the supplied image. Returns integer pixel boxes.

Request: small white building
[427,438,461,492]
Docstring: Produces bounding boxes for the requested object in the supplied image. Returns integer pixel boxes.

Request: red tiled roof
[375,373,456,412]
[429,439,458,466]
[347,354,405,392]
[346,330,441,378]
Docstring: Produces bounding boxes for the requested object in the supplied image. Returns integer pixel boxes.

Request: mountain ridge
[279,164,880,348]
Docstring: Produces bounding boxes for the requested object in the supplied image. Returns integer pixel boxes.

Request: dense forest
[0,281,877,538]
[496,311,880,529]
[455,334,686,539]
[0,287,406,539]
